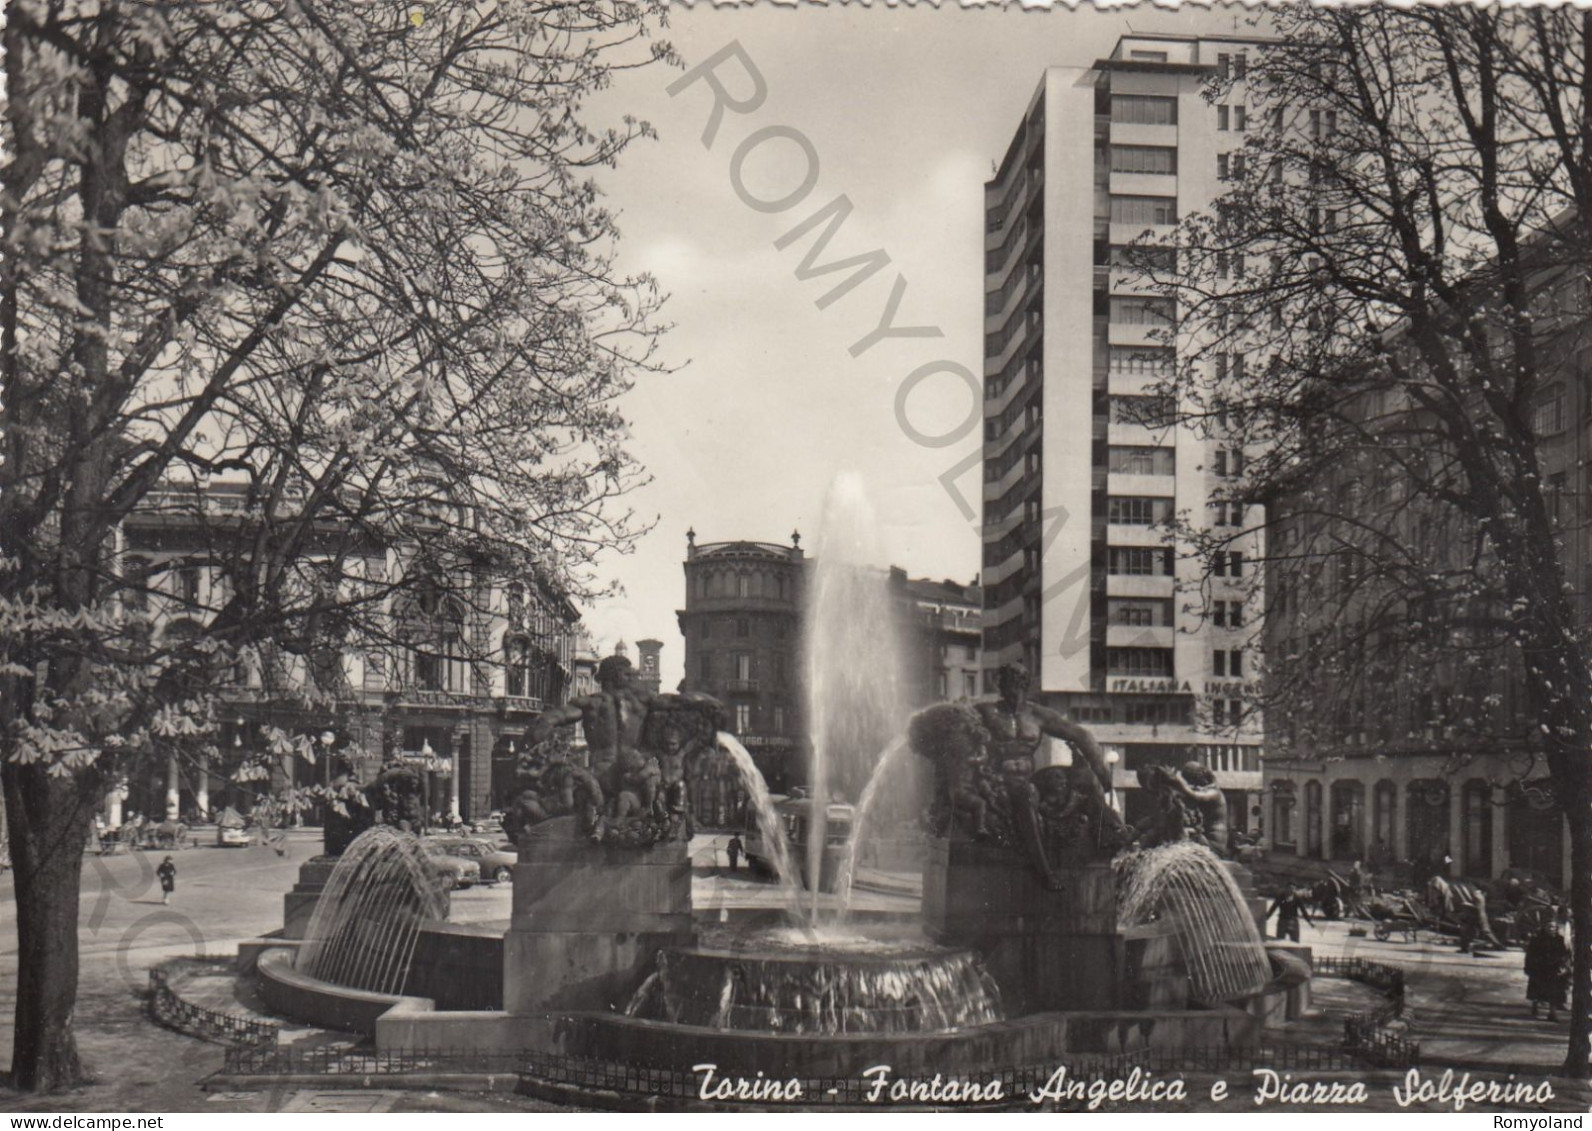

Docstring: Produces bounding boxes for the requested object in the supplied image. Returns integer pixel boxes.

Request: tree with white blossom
[1152,7,1592,1076]
[2,0,674,1090]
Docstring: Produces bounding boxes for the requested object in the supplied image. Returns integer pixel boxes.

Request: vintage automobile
[425,835,516,883]
[215,807,250,847]
[419,840,482,889]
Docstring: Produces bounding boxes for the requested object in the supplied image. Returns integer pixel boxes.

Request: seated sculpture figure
[911,663,1130,887]
[368,760,427,834]
[502,746,605,842]
[1135,761,1229,856]
[509,650,725,848]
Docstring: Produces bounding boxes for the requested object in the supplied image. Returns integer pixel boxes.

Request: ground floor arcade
[1264,753,1568,885]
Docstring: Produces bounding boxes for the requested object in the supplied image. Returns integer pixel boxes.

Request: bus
[744,795,854,891]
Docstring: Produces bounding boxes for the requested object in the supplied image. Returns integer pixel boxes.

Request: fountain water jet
[717,732,804,918]
[803,472,910,921]
[831,736,911,918]
[296,826,449,996]
[1115,841,1273,1004]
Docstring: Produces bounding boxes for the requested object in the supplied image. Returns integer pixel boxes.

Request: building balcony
[1107,321,1171,349]
[1107,267,1164,297]
[984,458,1030,502]
[1106,623,1175,649]
[1107,368,1167,396]
[1108,222,1177,249]
[1109,172,1178,198]
[1109,122,1178,149]
[984,270,1031,331]
[726,679,760,693]
[1106,574,1175,599]
[1106,522,1170,548]
[390,687,490,711]
[1107,420,1175,447]
[1107,471,1176,498]
[497,694,547,714]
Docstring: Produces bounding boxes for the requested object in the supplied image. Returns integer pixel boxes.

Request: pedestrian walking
[726,834,744,872]
[1456,901,1481,954]
[156,855,176,905]
[1525,915,1570,1021]
[1266,888,1313,943]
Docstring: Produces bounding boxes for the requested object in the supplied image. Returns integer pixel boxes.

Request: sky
[579,2,1248,687]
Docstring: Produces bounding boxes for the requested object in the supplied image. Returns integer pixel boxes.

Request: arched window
[1330,779,1365,859]
[1406,778,1452,869]
[401,586,468,693]
[1304,780,1323,858]
[1372,779,1397,857]
[1462,779,1493,878]
[505,636,530,698]
[123,555,151,613]
[1271,781,1296,851]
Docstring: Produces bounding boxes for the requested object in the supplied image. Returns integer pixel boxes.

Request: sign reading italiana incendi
[1108,679,1250,696]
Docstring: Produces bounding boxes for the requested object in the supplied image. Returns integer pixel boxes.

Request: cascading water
[1114,841,1273,1004]
[716,731,804,918]
[830,736,910,915]
[803,472,910,923]
[625,927,1002,1034]
[296,826,450,996]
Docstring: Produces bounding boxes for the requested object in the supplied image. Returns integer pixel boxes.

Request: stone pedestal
[922,838,1186,1014]
[504,829,693,1015]
[283,856,339,940]
[1224,860,1271,938]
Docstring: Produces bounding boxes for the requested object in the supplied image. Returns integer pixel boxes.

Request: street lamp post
[1104,746,1123,815]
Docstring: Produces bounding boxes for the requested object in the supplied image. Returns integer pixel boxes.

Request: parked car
[419,841,482,889]
[426,836,516,883]
[469,812,506,838]
[216,825,250,847]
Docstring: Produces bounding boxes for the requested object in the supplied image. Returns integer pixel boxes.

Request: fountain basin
[549,1003,1256,1078]
[257,946,405,1034]
[627,929,1001,1034]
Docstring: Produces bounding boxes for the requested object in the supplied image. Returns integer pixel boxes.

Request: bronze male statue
[518,651,725,844]
[911,662,1129,886]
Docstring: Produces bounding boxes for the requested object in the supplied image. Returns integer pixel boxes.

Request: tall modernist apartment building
[981,34,1266,830]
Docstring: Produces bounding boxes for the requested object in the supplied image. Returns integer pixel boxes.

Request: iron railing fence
[147,964,279,1049]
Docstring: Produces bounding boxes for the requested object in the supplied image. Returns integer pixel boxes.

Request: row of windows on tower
[1108,547,1175,576]
[1103,547,1244,578]
[1104,648,1249,680]
[695,617,786,640]
[693,572,794,601]
[697,651,789,686]
[1106,597,1243,629]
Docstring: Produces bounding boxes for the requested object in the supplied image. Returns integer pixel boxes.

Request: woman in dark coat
[1524,919,1569,1021]
[156,856,176,906]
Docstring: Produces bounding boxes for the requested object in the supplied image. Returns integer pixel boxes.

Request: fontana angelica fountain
[247,473,1310,1106]
[609,472,1300,1080]
[624,473,1005,1038]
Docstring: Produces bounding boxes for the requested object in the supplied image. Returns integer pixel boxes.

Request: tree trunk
[3,760,100,1092]
[1565,798,1592,1078]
